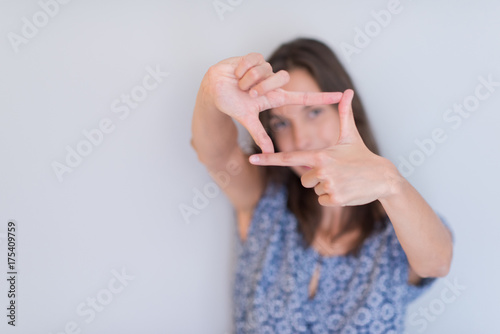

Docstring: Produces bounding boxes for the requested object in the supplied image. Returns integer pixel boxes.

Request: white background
[1,0,499,333]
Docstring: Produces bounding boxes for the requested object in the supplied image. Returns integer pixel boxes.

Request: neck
[313,206,362,256]
[319,206,344,236]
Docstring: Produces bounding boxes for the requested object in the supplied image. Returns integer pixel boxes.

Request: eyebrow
[269,106,317,120]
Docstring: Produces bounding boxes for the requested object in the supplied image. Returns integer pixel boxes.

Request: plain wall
[1,0,499,333]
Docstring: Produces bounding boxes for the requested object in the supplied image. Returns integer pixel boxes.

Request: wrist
[379,158,407,202]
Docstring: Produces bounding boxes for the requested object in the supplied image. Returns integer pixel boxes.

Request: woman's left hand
[248,89,402,207]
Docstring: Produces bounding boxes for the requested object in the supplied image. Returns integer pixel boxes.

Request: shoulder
[238,180,288,242]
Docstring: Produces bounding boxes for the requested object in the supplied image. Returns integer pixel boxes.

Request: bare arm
[379,172,453,278]
[190,55,270,212]
[191,79,239,166]
[248,89,453,279]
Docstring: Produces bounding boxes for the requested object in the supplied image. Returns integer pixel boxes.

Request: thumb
[243,115,275,154]
[337,89,360,145]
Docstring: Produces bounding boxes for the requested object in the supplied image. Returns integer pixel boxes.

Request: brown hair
[251,38,387,254]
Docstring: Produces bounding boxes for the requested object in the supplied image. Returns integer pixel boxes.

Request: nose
[291,123,313,151]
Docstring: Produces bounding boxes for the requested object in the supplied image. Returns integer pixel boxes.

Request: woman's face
[269,68,341,177]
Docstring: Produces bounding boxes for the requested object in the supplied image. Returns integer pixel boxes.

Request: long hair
[251,38,387,254]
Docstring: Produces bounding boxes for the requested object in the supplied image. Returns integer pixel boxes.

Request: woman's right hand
[197,53,343,153]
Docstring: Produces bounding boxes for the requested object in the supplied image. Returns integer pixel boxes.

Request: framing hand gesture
[249,89,396,207]
[200,53,343,153]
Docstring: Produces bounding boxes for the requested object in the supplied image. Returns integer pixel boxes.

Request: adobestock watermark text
[7,0,74,53]
[408,276,466,332]
[179,159,242,224]
[51,65,169,183]
[48,267,134,334]
[397,74,498,177]
[339,0,403,63]
[212,0,244,21]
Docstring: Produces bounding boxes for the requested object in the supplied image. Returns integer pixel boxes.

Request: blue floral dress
[232,181,442,333]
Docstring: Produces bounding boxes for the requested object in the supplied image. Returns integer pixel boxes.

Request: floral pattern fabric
[232,181,440,333]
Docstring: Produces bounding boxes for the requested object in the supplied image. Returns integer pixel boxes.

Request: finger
[314,184,325,196]
[337,89,361,144]
[248,70,290,97]
[283,91,343,106]
[234,53,265,79]
[318,193,346,207]
[248,150,315,166]
[318,194,335,207]
[300,170,321,189]
[238,62,273,92]
[243,115,275,154]
[312,179,333,196]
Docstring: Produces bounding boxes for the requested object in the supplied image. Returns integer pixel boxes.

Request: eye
[308,108,323,118]
[269,118,289,132]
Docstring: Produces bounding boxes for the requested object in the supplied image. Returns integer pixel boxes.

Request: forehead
[270,68,322,117]
[282,68,322,93]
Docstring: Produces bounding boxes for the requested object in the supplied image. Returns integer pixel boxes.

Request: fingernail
[249,89,258,98]
[249,155,259,163]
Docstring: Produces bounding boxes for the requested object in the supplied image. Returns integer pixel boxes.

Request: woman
[191,38,453,333]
